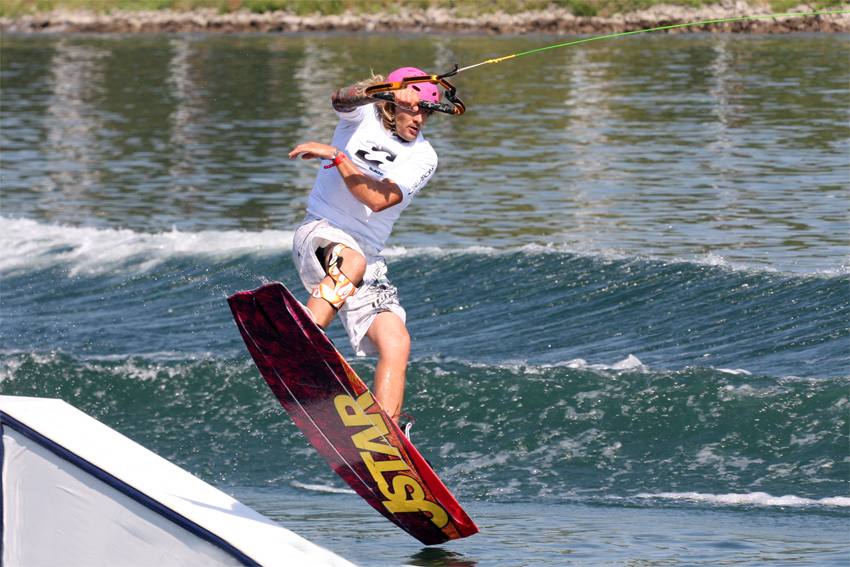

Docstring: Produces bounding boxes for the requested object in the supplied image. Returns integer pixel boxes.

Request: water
[1,32,848,566]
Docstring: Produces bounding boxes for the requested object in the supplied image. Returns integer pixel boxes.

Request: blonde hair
[377,99,396,134]
[359,73,397,134]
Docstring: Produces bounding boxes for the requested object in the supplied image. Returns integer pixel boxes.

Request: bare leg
[365,311,411,424]
[305,244,366,329]
[305,292,337,329]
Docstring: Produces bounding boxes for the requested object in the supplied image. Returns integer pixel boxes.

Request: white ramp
[0,395,356,567]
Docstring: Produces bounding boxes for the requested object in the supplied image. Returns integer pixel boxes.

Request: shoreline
[2,3,848,34]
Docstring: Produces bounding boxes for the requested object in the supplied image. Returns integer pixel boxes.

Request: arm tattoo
[331,84,371,112]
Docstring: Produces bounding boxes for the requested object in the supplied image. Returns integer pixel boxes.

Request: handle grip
[368,91,462,116]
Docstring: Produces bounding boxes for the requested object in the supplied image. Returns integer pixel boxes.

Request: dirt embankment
[1,2,848,34]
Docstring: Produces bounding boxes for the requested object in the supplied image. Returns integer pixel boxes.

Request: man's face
[394,106,431,142]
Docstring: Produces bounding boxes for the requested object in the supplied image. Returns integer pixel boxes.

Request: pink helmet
[386,67,441,103]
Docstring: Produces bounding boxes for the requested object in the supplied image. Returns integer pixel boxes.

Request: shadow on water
[408,546,477,567]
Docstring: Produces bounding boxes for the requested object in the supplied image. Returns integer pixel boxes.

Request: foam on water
[636,491,850,508]
[5,217,846,281]
[291,481,356,495]
[440,354,645,375]
[0,216,293,276]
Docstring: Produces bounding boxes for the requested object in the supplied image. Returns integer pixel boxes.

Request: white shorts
[292,216,406,356]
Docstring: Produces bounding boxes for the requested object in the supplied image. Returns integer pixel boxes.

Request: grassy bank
[1,0,844,18]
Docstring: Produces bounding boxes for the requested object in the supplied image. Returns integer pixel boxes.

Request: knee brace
[312,243,356,310]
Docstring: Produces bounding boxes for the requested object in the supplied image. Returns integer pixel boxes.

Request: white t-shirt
[305,104,438,254]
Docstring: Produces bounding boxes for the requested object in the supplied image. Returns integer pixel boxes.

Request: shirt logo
[355,144,398,173]
[410,165,435,195]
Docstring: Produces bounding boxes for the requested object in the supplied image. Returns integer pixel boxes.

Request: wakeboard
[227,282,478,545]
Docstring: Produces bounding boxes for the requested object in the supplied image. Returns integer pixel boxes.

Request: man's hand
[289,143,337,161]
[392,86,421,113]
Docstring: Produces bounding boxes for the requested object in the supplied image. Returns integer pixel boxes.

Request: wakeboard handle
[365,64,465,116]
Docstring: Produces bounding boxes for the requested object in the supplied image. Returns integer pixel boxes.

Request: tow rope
[366,9,849,115]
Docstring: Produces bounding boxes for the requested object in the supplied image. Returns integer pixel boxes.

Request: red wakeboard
[227,282,478,545]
